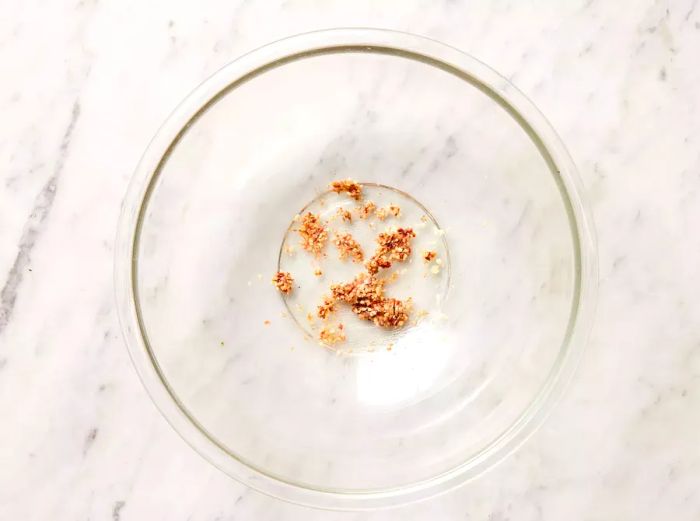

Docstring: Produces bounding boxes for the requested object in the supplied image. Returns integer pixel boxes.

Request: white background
[1,0,699,519]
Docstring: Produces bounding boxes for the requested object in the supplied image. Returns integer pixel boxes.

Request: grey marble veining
[1,0,700,519]
[0,100,80,333]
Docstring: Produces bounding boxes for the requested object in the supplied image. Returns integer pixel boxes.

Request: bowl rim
[114,27,598,511]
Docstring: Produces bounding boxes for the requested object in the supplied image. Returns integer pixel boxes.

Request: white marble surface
[1,0,699,519]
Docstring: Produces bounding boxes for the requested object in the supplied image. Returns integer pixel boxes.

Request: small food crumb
[330,179,363,201]
[387,343,393,351]
[420,215,429,223]
[423,250,437,262]
[264,320,271,326]
[376,204,401,221]
[314,268,323,277]
[385,271,400,284]
[306,312,315,323]
[435,258,442,266]
[285,245,295,256]
[337,207,353,222]
[317,296,336,319]
[319,324,346,345]
[298,212,328,255]
[430,265,441,275]
[272,271,294,294]
[333,232,364,262]
[358,200,376,219]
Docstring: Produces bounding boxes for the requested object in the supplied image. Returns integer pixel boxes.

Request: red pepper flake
[366,227,416,275]
[333,232,364,262]
[319,324,346,345]
[423,250,437,262]
[298,212,328,256]
[330,179,363,201]
[272,271,294,294]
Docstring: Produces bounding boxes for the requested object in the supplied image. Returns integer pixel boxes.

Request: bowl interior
[135,48,577,493]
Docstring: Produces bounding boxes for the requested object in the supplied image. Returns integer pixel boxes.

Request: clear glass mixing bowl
[115,29,597,510]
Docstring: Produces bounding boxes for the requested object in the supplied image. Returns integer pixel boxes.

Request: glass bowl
[115,28,597,510]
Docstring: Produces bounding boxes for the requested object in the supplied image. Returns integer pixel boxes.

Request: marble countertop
[2,0,700,519]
